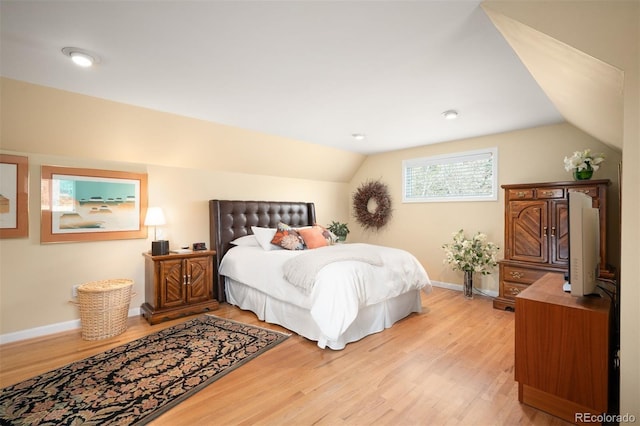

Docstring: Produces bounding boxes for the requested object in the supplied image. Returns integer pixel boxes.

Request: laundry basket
[76,279,134,340]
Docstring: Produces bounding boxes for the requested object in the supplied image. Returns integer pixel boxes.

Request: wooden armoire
[493,179,610,310]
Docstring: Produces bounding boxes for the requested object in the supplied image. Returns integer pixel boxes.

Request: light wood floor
[0,287,571,425]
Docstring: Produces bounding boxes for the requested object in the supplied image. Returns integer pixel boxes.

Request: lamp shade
[144,207,166,227]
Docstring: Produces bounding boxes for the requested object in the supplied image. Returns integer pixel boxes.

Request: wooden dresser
[141,250,219,324]
[494,179,609,310]
[515,273,611,423]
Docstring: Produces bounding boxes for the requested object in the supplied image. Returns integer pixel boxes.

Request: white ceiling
[0,0,564,155]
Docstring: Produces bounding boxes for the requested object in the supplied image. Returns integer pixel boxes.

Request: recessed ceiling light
[61,47,98,67]
[352,133,366,141]
[442,110,459,120]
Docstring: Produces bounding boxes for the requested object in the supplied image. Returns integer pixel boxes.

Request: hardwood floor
[0,287,571,425]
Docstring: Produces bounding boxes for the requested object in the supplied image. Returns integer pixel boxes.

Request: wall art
[41,166,148,243]
[0,154,29,238]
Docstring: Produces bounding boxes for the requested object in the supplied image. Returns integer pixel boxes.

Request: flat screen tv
[567,191,600,296]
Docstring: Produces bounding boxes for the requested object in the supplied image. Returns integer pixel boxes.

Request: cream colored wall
[619,43,640,426]
[0,154,149,335]
[0,78,365,184]
[146,165,350,247]
[348,123,621,294]
[0,151,350,336]
[0,78,358,336]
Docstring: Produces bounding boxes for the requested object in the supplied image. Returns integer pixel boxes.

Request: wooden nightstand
[141,250,219,324]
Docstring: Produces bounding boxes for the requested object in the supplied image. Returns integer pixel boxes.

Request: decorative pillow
[230,235,260,247]
[251,226,282,251]
[271,222,304,250]
[298,225,332,249]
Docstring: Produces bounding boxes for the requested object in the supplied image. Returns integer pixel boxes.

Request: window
[402,148,498,203]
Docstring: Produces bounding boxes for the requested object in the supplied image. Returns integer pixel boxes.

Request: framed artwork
[41,166,148,243]
[0,154,29,238]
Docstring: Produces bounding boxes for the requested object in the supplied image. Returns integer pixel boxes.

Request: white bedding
[219,243,432,348]
[283,243,384,292]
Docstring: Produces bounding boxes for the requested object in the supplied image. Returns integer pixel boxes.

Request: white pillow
[230,235,259,247]
[250,226,282,251]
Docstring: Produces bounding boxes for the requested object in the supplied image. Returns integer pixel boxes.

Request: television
[567,191,600,296]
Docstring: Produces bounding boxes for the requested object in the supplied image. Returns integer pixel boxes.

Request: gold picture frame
[0,154,29,238]
[41,166,148,243]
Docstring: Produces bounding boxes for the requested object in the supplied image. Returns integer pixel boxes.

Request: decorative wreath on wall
[352,179,392,230]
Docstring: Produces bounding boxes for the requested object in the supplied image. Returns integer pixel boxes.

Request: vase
[463,271,473,299]
[573,167,593,181]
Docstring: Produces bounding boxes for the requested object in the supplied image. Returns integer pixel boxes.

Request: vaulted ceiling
[0,0,570,155]
[482,2,624,151]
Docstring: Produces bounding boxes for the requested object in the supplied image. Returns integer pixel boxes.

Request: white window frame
[402,147,498,203]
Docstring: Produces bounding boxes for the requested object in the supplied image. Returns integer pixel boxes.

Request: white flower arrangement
[442,229,499,275]
[563,149,605,172]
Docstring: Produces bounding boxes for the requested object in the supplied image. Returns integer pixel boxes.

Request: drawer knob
[510,271,524,279]
[541,190,554,196]
[509,287,521,295]
[516,191,526,198]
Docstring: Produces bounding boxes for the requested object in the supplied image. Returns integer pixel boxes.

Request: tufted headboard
[209,200,316,302]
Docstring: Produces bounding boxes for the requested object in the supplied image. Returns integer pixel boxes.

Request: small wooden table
[514,273,611,424]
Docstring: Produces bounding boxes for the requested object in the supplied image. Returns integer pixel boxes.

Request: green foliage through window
[402,148,498,202]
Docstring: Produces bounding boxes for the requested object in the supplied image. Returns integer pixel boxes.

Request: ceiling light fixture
[442,110,459,120]
[352,133,366,141]
[61,47,98,67]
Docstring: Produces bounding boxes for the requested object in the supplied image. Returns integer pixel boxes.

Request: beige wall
[0,152,351,336]
[0,79,357,336]
[348,123,621,293]
[0,78,365,184]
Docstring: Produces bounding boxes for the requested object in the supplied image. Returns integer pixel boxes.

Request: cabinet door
[159,258,187,308]
[508,201,548,263]
[549,200,569,265]
[186,256,212,304]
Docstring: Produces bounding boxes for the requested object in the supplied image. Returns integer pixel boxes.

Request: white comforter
[219,243,432,342]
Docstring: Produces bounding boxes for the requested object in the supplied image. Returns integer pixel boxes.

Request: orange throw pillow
[271,222,304,250]
[298,226,330,249]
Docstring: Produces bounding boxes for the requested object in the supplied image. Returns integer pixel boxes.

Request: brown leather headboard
[209,200,316,302]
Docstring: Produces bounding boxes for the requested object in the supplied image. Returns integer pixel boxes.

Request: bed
[209,199,432,350]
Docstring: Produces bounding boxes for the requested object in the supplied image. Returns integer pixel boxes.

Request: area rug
[0,315,289,425]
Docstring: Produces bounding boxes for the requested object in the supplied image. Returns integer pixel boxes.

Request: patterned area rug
[0,315,289,425]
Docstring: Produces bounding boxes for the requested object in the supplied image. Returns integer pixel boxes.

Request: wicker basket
[76,279,134,341]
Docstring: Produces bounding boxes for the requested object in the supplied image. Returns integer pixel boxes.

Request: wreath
[352,180,392,230]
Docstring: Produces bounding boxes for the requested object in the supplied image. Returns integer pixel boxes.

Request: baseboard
[2,284,497,345]
[431,280,498,298]
[0,306,141,345]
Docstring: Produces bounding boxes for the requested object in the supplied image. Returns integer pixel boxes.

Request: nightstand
[141,250,219,324]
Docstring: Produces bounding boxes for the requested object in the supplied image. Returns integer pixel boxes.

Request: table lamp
[144,207,168,255]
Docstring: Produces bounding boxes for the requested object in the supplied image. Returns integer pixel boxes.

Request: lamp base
[151,240,169,256]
